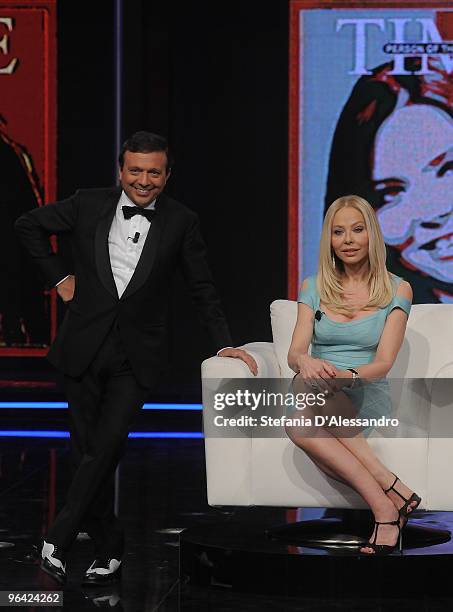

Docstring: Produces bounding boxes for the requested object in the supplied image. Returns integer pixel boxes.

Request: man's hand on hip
[217,347,258,376]
[56,275,75,303]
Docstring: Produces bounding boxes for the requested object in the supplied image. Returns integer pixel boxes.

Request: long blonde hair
[317,195,394,315]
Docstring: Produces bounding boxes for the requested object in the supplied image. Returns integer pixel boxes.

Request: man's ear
[165,169,172,182]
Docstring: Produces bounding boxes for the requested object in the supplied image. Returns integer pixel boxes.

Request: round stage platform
[180,510,453,598]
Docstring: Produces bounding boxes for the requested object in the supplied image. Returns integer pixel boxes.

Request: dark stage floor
[1,436,453,611]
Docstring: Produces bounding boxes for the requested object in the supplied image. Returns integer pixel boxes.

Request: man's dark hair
[118,131,173,171]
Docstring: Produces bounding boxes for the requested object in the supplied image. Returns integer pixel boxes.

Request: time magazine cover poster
[290,1,453,304]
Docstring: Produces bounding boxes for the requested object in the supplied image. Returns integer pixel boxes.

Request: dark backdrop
[7,0,289,400]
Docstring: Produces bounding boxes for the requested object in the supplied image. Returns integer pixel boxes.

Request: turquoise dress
[297,275,411,429]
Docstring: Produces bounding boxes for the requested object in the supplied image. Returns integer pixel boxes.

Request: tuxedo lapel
[95,189,120,299]
[120,195,168,301]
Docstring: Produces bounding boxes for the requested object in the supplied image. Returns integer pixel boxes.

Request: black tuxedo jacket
[15,187,232,387]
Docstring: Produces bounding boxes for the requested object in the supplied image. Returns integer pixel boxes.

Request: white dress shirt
[108,191,156,297]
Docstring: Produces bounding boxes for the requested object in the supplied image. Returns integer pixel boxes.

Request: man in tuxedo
[15,131,256,585]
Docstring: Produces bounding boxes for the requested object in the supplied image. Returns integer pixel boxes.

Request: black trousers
[47,325,150,557]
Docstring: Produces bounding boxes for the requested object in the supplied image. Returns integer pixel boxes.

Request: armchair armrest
[201,341,280,379]
[201,342,280,506]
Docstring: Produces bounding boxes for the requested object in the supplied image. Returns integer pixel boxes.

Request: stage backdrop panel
[0,0,56,355]
[289,0,453,304]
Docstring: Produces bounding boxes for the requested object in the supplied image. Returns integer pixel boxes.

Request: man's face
[119,150,170,207]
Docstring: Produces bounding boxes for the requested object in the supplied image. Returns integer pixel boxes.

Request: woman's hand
[295,355,338,393]
[323,369,354,393]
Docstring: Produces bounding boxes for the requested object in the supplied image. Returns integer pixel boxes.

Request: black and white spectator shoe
[40,540,66,584]
[82,558,122,586]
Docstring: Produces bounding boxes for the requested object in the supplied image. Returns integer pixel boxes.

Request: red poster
[0,0,56,355]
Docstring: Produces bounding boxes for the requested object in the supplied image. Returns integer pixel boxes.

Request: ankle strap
[383,473,399,494]
[371,519,400,545]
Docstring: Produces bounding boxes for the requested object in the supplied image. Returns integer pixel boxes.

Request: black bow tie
[122,205,156,222]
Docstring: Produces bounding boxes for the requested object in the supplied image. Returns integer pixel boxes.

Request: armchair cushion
[270,300,298,378]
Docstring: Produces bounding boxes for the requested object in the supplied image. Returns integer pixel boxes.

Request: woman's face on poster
[372,104,453,284]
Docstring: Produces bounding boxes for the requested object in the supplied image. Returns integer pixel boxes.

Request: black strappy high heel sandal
[360,518,402,555]
[384,473,422,525]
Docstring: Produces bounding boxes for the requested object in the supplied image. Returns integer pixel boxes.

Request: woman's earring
[332,254,336,269]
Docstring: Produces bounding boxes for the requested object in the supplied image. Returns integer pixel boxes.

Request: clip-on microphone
[314,310,324,322]
[127,232,141,244]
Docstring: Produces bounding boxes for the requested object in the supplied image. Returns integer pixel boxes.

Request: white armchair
[202,302,453,511]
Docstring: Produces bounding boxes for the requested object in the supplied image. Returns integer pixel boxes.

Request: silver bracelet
[347,368,360,388]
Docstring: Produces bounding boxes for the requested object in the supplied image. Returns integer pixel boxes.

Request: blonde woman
[287,195,420,555]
